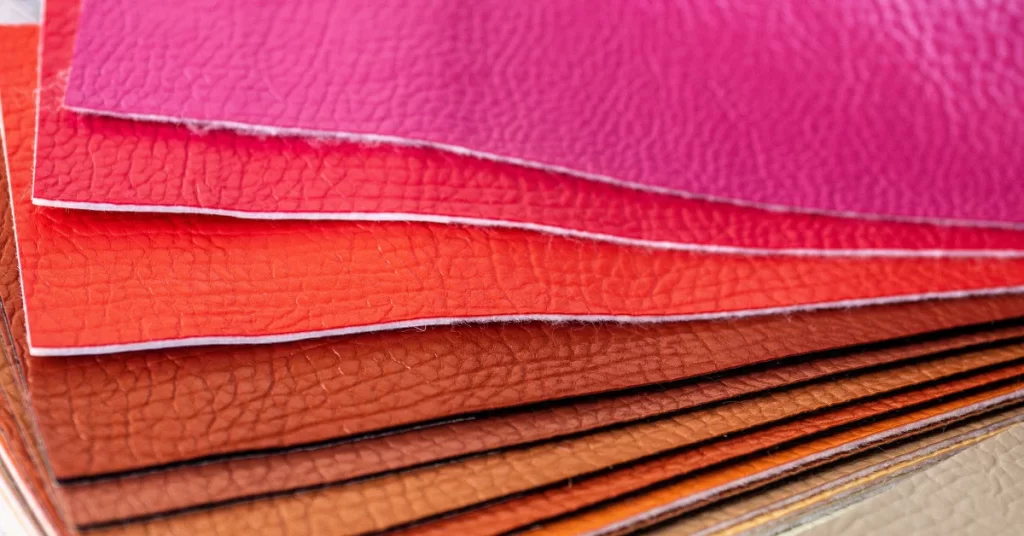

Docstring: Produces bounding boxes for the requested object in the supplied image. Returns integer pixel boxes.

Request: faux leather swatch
[9,32,1024,486]
[8,61,1024,487]
[10,6,1024,355]
[89,364,1024,536]
[62,324,1024,527]
[531,383,1024,536]
[63,0,1024,225]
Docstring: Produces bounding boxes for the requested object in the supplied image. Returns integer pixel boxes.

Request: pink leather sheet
[9,0,1024,357]
[61,0,1024,226]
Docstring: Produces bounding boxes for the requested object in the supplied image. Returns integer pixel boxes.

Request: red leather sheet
[5,7,1024,356]
[30,0,1024,257]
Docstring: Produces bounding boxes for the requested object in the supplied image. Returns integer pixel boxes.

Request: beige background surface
[0,0,38,24]
[793,422,1024,535]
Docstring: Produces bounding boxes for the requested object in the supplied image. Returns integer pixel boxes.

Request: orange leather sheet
[528,382,1024,536]
[415,365,1024,535]
[4,22,1024,356]
[0,345,69,535]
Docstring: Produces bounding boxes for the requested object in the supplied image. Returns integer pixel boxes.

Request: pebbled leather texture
[648,407,1024,536]
[85,349,1024,535]
[17,1,1024,356]
[63,0,1024,225]
[23,290,1024,480]
[395,355,1024,536]
[11,24,1024,489]
[6,55,1024,487]
[797,421,1024,536]
[18,0,1024,355]
[532,381,1024,536]
[25,4,1024,258]
[62,324,1024,527]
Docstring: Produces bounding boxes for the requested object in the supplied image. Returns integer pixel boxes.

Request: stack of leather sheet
[0,1,1022,534]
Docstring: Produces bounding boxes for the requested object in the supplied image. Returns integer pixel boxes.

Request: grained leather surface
[24,1,1024,354]
[64,325,1024,527]
[9,26,1024,484]
[63,0,1024,224]
[26,5,1024,258]
[4,38,1024,484]
[9,24,1024,487]
[533,381,1024,536]
[22,287,1024,481]
[649,407,1024,536]
[796,422,1024,536]
[399,358,1024,536]
[88,348,1024,535]
[19,0,1024,355]
[36,2,1024,256]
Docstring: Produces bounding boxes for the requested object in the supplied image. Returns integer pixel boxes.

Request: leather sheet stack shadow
[0,0,1023,534]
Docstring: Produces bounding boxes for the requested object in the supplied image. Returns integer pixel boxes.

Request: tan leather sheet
[532,382,1024,536]
[87,343,1024,535]
[643,402,1024,535]
[406,352,1024,535]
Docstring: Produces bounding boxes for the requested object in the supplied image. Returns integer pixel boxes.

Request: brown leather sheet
[403,351,1024,535]
[7,41,1024,532]
[26,300,1024,481]
[528,380,1024,536]
[0,343,69,535]
[63,322,1024,527]
[88,343,1024,535]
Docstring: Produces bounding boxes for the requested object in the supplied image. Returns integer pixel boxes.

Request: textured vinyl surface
[32,4,1024,256]
[89,375,1024,536]
[62,0,1024,225]
[11,0,1024,355]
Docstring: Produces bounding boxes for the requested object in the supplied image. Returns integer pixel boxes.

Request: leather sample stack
[0,1,1022,534]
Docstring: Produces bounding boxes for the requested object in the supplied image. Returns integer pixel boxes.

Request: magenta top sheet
[64,0,1024,225]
